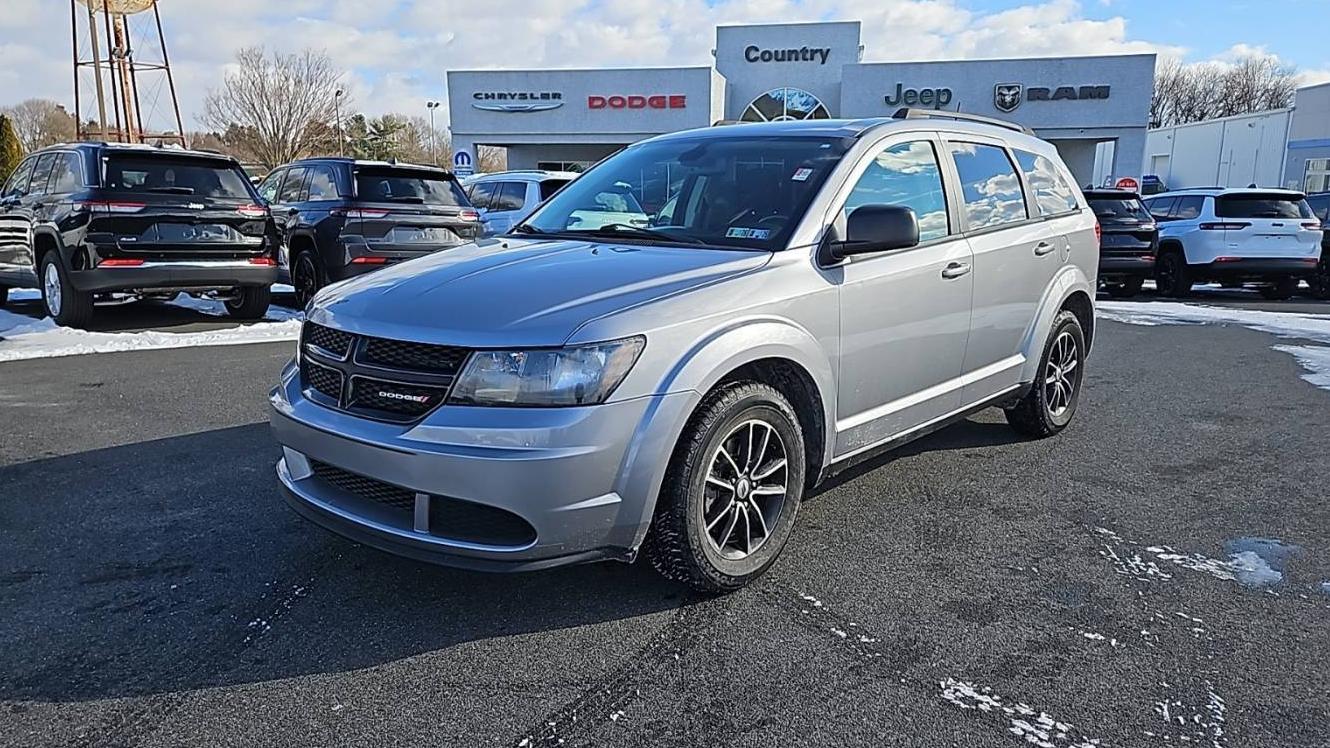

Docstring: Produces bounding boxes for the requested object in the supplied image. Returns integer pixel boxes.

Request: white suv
[1143,188,1323,299]
[463,170,578,236]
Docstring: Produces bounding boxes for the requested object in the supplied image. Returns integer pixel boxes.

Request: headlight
[448,336,645,407]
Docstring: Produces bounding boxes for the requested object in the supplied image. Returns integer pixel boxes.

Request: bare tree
[202,47,348,169]
[1152,54,1298,127]
[2,99,77,151]
[477,146,507,173]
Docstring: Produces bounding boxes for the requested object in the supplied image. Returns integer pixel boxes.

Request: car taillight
[236,204,268,218]
[1199,222,1251,230]
[1094,222,1101,243]
[332,208,391,219]
[459,208,481,222]
[75,200,146,213]
[247,257,276,266]
[349,256,389,264]
[1301,222,1322,230]
[97,257,145,267]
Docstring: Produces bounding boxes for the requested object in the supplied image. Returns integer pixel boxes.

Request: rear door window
[1215,194,1313,219]
[495,182,526,211]
[469,182,498,210]
[1173,195,1205,220]
[104,156,254,199]
[354,168,466,206]
[305,165,339,201]
[949,141,1029,230]
[48,152,84,194]
[278,167,309,203]
[1013,150,1079,216]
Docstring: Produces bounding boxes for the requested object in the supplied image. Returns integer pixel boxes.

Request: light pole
[334,88,345,157]
[426,101,440,165]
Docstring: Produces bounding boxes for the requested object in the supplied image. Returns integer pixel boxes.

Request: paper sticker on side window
[725,227,771,240]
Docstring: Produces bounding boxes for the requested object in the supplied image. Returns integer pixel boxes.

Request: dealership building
[445,21,1156,186]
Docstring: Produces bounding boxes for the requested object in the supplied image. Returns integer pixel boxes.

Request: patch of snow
[940,678,1103,747]
[1271,345,1330,391]
[1097,527,1296,590]
[798,593,823,608]
[830,627,847,638]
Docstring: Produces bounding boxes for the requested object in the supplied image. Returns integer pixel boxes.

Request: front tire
[40,254,93,328]
[1104,276,1144,298]
[644,383,806,593]
[1005,310,1086,439]
[225,285,272,320]
[1259,276,1297,301]
[1155,250,1192,298]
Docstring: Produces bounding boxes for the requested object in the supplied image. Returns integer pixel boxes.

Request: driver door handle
[941,261,972,279]
[1034,241,1057,256]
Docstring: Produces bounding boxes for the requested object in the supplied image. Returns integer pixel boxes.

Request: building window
[1304,158,1330,193]
[741,88,830,122]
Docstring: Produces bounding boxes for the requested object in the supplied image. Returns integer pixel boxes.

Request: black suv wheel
[40,253,94,328]
[1308,257,1330,300]
[645,383,806,593]
[1154,250,1192,297]
[292,250,323,309]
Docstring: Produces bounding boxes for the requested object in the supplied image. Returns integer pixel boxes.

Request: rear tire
[644,382,806,594]
[1155,250,1192,298]
[1307,257,1330,300]
[40,253,93,328]
[1259,276,1297,301]
[225,285,272,320]
[1104,276,1144,298]
[1005,310,1086,439]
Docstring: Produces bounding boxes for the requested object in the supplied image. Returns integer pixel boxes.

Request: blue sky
[1,0,1325,131]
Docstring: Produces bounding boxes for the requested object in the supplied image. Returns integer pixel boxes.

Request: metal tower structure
[70,0,186,145]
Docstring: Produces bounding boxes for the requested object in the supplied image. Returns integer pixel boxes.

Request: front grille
[299,321,470,423]
[360,337,469,374]
[347,377,447,418]
[310,461,416,511]
[308,461,538,547]
[304,360,344,402]
[305,322,353,359]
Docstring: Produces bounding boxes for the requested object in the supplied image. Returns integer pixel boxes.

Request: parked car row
[0,138,588,326]
[1088,185,1328,300]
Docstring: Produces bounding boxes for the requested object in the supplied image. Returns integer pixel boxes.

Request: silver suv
[270,111,1099,592]
[462,170,578,236]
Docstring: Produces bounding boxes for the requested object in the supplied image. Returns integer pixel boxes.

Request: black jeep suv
[256,158,482,308]
[0,142,278,327]
[1084,188,1159,298]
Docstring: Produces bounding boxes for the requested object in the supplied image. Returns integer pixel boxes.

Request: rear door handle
[1034,241,1057,256]
[941,261,972,279]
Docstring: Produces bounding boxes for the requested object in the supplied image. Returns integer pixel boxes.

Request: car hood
[309,237,770,347]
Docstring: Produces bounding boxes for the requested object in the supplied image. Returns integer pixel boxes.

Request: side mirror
[825,204,920,262]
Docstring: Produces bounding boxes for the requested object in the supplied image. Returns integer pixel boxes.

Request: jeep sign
[883,83,953,109]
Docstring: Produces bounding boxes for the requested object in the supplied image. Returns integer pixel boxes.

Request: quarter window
[949,142,1029,230]
[843,140,950,242]
[1014,150,1079,216]
[48,153,83,194]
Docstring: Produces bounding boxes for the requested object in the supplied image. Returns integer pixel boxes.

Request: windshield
[1087,196,1150,222]
[520,135,850,249]
[104,156,253,199]
[355,168,469,206]
[1215,194,1313,219]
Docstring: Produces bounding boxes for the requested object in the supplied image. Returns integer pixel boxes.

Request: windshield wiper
[510,224,545,235]
[571,223,715,246]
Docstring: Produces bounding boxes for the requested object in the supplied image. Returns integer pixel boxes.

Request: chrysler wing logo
[994,83,1023,113]
[472,91,564,113]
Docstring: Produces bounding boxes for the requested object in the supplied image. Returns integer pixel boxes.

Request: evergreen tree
[0,115,23,184]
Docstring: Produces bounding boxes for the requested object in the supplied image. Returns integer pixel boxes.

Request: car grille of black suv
[299,322,470,423]
[308,460,538,547]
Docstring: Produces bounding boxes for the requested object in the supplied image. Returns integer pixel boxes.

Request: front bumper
[269,363,695,570]
[73,261,276,293]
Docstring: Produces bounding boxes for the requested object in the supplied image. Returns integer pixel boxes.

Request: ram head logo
[994,83,1023,113]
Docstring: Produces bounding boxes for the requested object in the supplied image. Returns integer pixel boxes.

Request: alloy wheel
[293,255,318,308]
[43,262,62,317]
[702,419,789,560]
[1044,331,1079,417]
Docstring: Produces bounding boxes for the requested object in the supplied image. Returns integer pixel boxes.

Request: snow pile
[1097,301,1330,392]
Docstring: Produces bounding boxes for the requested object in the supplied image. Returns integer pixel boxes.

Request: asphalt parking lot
[2,288,1328,748]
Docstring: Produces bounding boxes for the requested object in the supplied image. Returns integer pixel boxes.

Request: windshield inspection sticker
[726,227,771,240]
[792,167,813,182]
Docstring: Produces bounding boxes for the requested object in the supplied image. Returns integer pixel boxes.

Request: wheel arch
[1018,266,1096,384]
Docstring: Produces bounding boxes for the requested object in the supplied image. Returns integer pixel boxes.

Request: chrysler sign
[472,91,564,112]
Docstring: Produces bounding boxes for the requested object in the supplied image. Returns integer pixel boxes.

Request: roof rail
[891,108,1035,136]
